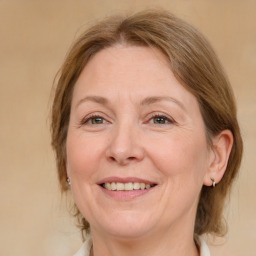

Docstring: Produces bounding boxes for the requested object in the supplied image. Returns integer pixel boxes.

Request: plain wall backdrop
[0,1,255,255]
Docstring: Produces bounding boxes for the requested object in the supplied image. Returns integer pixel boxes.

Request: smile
[97,177,158,200]
[102,182,155,191]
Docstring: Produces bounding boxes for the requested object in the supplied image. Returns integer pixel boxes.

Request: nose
[105,122,145,166]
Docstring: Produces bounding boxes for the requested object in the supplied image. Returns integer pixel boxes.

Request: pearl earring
[210,177,216,188]
[67,177,71,186]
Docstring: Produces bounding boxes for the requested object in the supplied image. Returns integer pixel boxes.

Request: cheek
[66,133,106,218]
[66,133,104,181]
[141,132,210,225]
[147,132,209,184]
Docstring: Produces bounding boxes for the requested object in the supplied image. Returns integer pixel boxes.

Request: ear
[203,130,233,187]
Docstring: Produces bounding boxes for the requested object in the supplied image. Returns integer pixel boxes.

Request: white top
[73,236,211,256]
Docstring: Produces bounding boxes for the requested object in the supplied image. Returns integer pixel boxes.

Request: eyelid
[78,111,176,127]
[80,112,110,126]
[145,112,176,125]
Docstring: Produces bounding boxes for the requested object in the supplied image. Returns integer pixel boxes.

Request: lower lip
[99,186,156,200]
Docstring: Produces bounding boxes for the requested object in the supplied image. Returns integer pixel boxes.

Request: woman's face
[66,45,212,239]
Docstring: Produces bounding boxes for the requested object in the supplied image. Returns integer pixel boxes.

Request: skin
[66,45,233,256]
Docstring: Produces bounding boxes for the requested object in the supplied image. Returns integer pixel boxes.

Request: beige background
[0,1,255,255]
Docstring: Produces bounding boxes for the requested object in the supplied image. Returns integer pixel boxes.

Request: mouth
[97,177,157,200]
[101,182,156,191]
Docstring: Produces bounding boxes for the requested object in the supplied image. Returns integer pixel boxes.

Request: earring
[67,177,71,186]
[210,177,216,188]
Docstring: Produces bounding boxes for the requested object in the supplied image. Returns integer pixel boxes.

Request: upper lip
[97,176,157,185]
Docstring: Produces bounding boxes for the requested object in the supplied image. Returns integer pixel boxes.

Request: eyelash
[80,114,107,125]
[147,113,174,125]
[80,113,175,126]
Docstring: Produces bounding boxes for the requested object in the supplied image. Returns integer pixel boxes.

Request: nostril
[109,156,115,162]
[127,156,136,160]
[107,155,137,166]
[105,144,145,165]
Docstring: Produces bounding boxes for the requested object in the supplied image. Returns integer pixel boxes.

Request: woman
[51,10,243,256]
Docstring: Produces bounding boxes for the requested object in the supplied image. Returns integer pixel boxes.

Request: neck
[90,223,199,256]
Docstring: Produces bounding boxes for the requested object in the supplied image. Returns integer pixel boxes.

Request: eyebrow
[75,95,185,110]
[141,96,185,110]
[75,96,109,109]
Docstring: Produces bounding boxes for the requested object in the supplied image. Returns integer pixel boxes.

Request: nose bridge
[106,117,144,164]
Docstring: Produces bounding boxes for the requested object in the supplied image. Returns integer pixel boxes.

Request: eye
[148,114,174,125]
[81,115,107,125]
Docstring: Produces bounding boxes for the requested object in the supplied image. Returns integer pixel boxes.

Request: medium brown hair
[51,9,243,237]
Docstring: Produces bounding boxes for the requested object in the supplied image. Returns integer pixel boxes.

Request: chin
[92,211,156,239]
[101,224,153,240]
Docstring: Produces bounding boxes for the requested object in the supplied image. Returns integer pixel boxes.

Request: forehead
[72,45,197,109]
[78,44,171,84]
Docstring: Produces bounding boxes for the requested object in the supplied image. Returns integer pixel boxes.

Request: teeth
[103,182,154,191]
[145,184,151,189]
[124,182,133,191]
[116,182,124,191]
[105,182,112,190]
[140,183,145,190]
[133,182,140,190]
[111,182,117,190]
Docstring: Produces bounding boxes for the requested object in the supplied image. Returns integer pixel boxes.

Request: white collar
[73,237,92,256]
[196,236,211,256]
